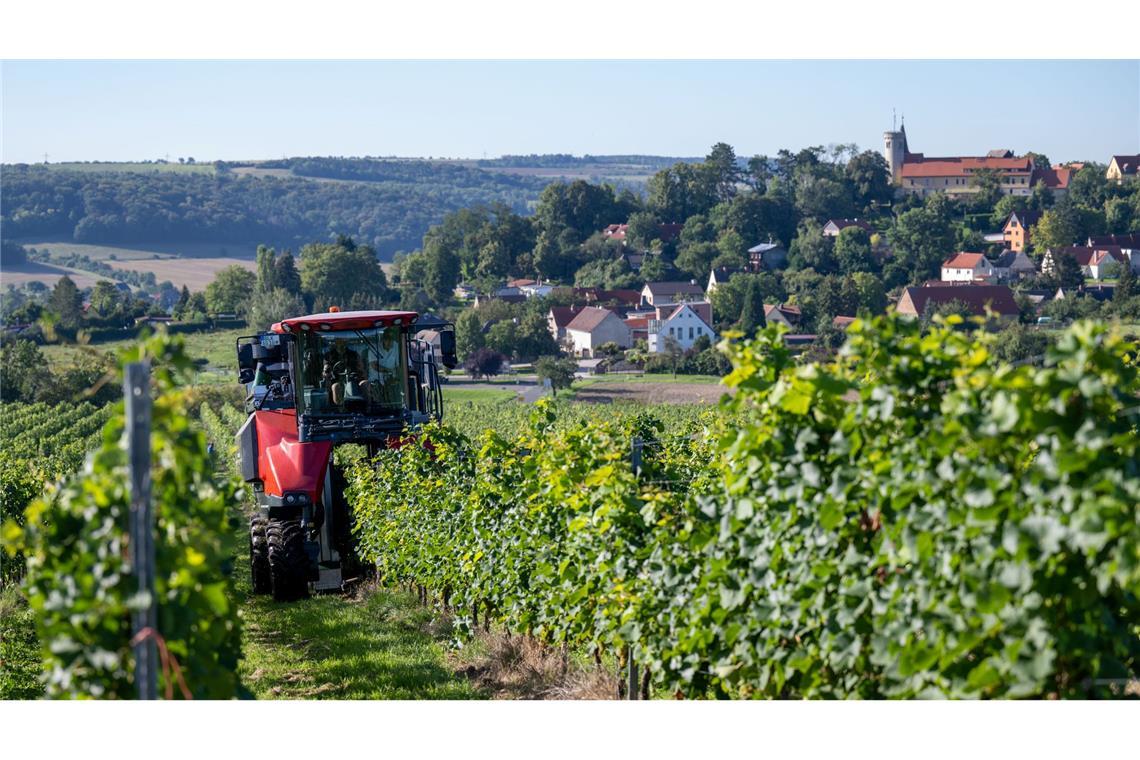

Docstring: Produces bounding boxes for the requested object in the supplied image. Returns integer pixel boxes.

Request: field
[18,240,261,262]
[4,318,1138,701]
[44,161,215,174]
[105,256,256,290]
[2,261,110,289]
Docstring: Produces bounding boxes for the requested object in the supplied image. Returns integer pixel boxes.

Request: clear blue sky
[3,60,1138,164]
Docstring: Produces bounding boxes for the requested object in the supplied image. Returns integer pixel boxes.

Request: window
[689,327,694,340]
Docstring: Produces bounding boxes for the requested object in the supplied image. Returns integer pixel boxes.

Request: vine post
[125,361,157,701]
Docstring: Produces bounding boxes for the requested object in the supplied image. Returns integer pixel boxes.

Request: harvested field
[1,261,109,289]
[105,257,256,290]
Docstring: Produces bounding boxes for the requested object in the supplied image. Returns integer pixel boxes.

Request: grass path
[238,585,482,699]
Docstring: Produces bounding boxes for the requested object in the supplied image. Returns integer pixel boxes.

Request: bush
[4,331,243,699]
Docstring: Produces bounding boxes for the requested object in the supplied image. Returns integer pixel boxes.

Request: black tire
[266,518,310,602]
[249,514,272,595]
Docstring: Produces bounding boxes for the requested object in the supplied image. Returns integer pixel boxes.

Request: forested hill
[0,159,559,258]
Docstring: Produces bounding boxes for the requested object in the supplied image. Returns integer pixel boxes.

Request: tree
[845,151,893,211]
[834,227,876,274]
[273,251,302,295]
[1114,262,1136,301]
[888,203,956,284]
[255,245,278,292]
[639,254,669,282]
[463,347,507,380]
[851,272,888,314]
[1031,206,1079,252]
[675,241,720,280]
[738,278,767,336]
[88,281,124,318]
[1,340,52,402]
[704,142,742,202]
[454,309,485,360]
[48,276,83,330]
[794,175,855,222]
[299,239,391,312]
[535,355,577,397]
[967,168,1003,211]
[248,288,306,331]
[625,211,663,251]
[204,265,257,317]
[788,222,837,274]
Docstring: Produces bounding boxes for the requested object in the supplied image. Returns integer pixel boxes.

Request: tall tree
[255,245,278,293]
[738,279,767,336]
[204,265,257,316]
[845,151,893,211]
[299,239,391,312]
[48,275,83,329]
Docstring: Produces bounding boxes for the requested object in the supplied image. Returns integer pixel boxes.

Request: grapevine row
[347,317,1140,699]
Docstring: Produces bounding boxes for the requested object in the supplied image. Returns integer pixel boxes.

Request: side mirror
[439,329,458,369]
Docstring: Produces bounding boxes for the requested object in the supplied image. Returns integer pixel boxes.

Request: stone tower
[883,118,908,184]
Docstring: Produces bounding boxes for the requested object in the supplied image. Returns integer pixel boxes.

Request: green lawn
[575,373,723,386]
[443,387,520,403]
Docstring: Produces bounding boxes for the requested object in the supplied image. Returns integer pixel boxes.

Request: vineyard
[2,317,1139,700]
[346,318,1140,699]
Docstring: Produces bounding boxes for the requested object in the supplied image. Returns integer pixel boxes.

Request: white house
[564,307,632,358]
[706,266,741,294]
[1043,246,1125,280]
[822,218,871,237]
[941,252,995,283]
[647,302,717,354]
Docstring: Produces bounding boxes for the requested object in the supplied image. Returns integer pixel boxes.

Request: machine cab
[236,309,456,443]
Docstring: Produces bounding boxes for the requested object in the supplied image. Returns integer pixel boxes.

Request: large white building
[647,302,717,353]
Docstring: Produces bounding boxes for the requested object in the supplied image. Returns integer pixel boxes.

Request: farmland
[2,317,1138,701]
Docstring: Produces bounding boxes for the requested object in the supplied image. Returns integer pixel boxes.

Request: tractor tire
[249,514,272,595]
[266,518,310,602]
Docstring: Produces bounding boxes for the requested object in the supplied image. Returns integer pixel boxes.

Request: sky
[2,60,1138,165]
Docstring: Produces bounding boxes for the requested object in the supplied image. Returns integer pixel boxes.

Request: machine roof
[271,310,420,333]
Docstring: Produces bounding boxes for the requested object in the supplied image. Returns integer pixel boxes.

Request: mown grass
[574,373,723,386]
[239,586,482,699]
[0,587,43,700]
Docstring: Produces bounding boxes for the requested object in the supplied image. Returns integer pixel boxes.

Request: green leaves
[14,332,242,699]
[347,316,1140,699]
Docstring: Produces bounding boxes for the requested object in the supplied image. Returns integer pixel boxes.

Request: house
[1002,210,1041,252]
[941,252,995,283]
[884,122,1042,198]
[895,284,1020,323]
[508,278,556,298]
[822,218,872,237]
[832,316,857,330]
[1032,165,1075,199]
[1042,246,1124,280]
[547,305,584,342]
[624,317,649,344]
[453,283,477,301]
[1054,285,1115,303]
[747,242,788,271]
[574,288,642,311]
[564,307,632,357]
[991,249,1037,281]
[763,304,802,329]
[641,281,705,307]
[1106,155,1140,183]
[1087,234,1140,271]
[706,266,742,294]
[647,302,717,354]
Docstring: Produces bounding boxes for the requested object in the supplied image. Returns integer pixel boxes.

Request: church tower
[883,116,908,184]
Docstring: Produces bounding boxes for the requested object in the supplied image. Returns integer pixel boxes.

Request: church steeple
[883,113,908,184]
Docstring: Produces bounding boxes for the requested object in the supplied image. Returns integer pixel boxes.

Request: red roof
[942,252,988,269]
[1059,246,1122,267]
[1031,165,1073,190]
[549,305,584,328]
[899,285,1019,317]
[272,310,419,333]
[566,307,618,333]
[624,317,649,329]
[901,155,1033,178]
